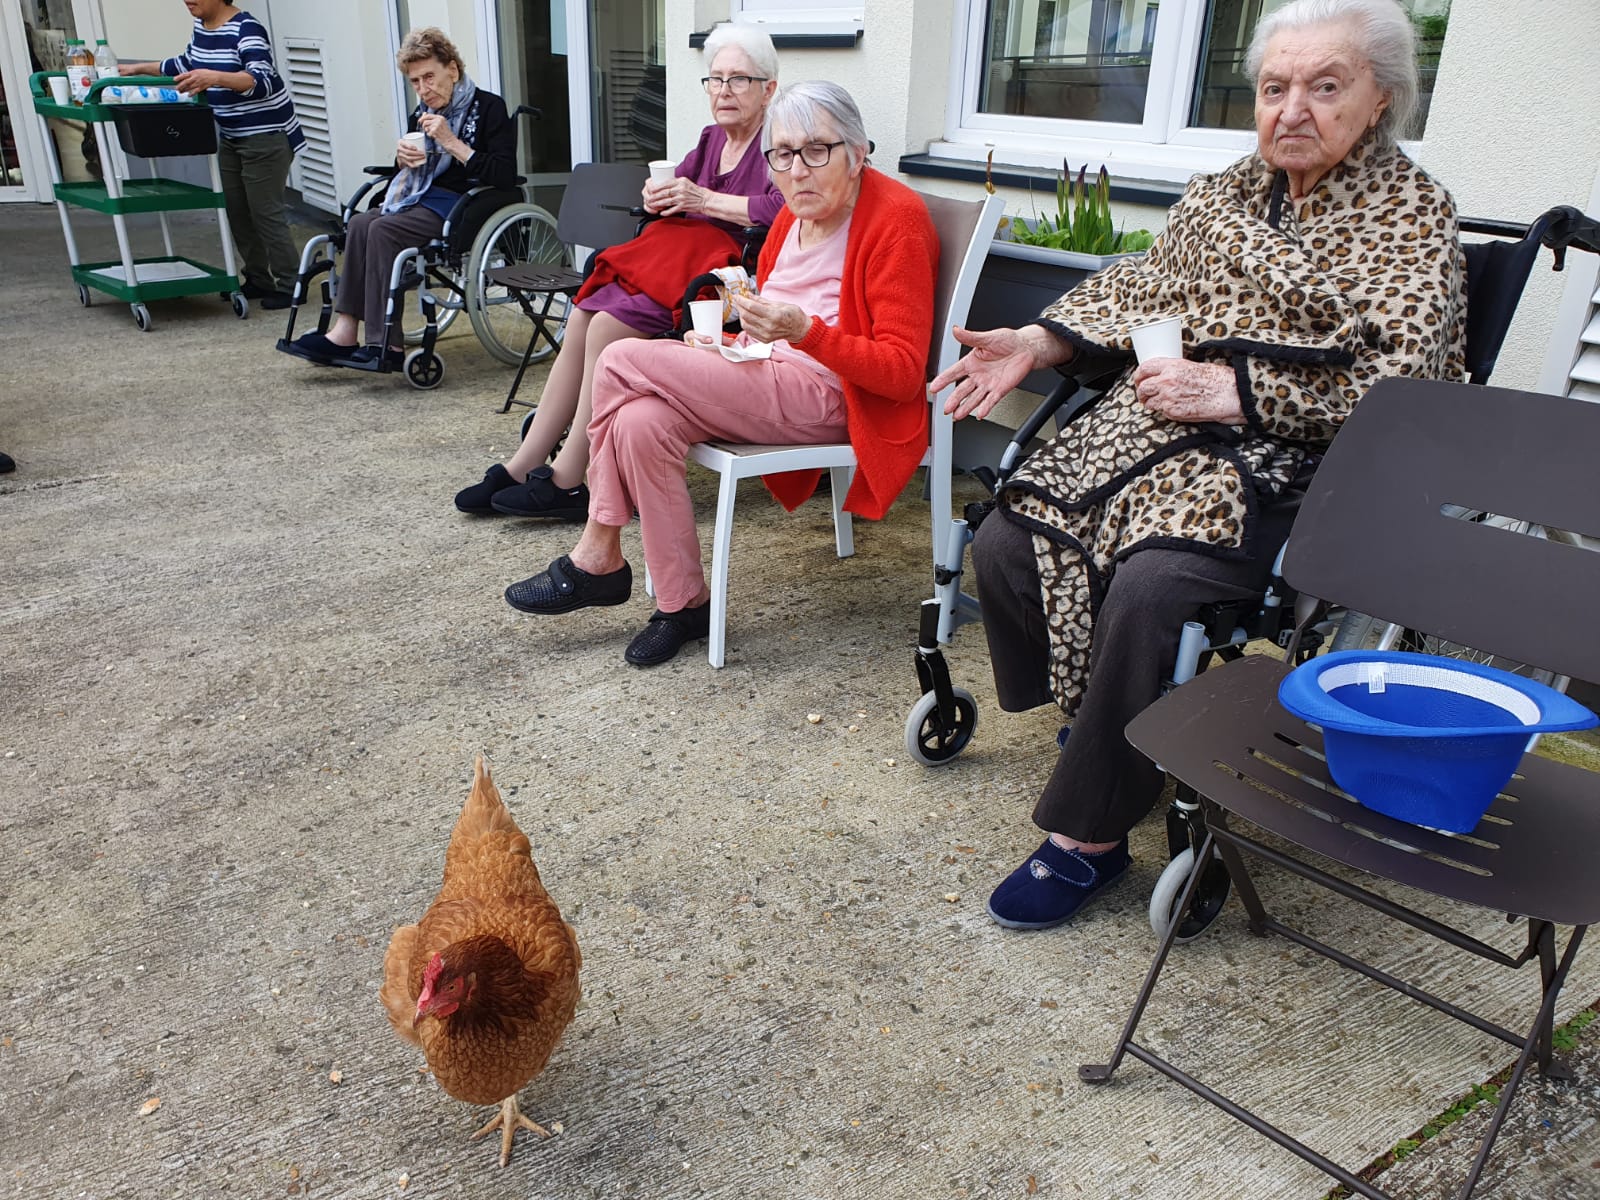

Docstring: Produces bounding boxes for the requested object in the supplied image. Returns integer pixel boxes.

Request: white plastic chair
[680,189,1004,667]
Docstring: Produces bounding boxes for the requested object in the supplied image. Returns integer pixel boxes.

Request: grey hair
[701,21,779,82]
[762,81,870,170]
[1244,0,1420,142]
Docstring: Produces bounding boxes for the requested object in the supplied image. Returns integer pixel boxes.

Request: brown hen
[381,758,581,1166]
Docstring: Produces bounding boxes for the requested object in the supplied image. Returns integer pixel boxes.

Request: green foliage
[1011,161,1155,256]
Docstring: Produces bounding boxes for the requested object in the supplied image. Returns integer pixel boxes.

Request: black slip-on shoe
[489,464,590,521]
[624,602,711,666]
[331,345,404,371]
[454,463,517,514]
[505,555,633,614]
[280,331,347,363]
[259,290,294,310]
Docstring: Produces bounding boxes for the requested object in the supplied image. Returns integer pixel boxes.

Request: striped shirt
[161,12,304,152]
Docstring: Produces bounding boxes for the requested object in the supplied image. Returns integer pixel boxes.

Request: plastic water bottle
[65,39,96,104]
[94,38,118,81]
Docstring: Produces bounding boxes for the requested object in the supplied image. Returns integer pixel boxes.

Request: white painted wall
[97,0,193,54]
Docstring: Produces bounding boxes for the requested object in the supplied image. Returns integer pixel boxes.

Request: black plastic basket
[111,104,217,158]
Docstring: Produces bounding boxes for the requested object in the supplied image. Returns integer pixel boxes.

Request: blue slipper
[987,837,1130,930]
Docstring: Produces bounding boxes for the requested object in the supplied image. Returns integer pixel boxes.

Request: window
[942,0,1449,180]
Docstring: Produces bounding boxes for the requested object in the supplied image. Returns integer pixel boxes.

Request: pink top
[737,213,853,377]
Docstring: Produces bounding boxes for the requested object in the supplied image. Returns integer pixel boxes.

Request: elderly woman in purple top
[454,23,783,520]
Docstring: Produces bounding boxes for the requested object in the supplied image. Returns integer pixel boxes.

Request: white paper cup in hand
[689,299,724,342]
[401,131,426,150]
[649,159,677,184]
[1130,317,1183,364]
[48,76,71,105]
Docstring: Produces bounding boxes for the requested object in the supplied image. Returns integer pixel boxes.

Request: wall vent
[282,38,338,213]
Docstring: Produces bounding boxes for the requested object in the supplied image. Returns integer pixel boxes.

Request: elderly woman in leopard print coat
[931,0,1466,932]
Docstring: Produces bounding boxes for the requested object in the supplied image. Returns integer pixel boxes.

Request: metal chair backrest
[1283,377,1600,682]
[555,162,650,253]
[917,190,1005,380]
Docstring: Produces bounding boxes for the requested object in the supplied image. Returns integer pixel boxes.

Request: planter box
[967,219,1145,395]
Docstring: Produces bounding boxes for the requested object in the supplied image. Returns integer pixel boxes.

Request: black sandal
[504,554,633,615]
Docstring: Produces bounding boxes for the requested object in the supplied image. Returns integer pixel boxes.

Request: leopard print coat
[1003,135,1466,716]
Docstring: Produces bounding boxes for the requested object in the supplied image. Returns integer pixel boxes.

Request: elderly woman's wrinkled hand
[395,137,425,168]
[732,292,809,344]
[417,112,463,157]
[1131,359,1245,425]
[933,325,1070,421]
[645,177,709,218]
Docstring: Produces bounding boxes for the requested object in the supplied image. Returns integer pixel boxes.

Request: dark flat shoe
[490,465,590,521]
[624,602,711,666]
[259,290,293,310]
[505,554,632,614]
[986,838,1130,930]
[331,345,403,371]
[455,463,516,514]
[279,331,347,363]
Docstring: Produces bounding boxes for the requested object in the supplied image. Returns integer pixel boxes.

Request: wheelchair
[274,105,564,389]
[904,203,1600,941]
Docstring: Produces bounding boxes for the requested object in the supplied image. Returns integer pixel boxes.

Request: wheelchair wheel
[904,688,977,767]
[1148,847,1231,942]
[404,347,445,390]
[466,203,567,366]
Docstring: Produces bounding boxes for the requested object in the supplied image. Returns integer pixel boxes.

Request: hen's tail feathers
[380,923,423,1046]
[451,755,523,845]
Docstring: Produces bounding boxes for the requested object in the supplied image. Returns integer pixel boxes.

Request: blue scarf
[382,74,479,214]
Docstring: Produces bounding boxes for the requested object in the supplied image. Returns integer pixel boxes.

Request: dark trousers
[336,206,444,347]
[973,510,1289,843]
[217,132,298,293]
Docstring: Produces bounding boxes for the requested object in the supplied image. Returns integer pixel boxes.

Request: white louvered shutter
[1567,294,1600,404]
[282,38,338,214]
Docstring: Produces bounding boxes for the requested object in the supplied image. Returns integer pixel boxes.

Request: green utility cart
[28,72,246,332]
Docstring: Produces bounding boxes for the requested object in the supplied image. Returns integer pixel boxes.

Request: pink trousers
[586,339,848,611]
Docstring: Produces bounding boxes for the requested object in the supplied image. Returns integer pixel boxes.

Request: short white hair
[1245,0,1420,141]
[702,22,778,82]
[762,81,870,170]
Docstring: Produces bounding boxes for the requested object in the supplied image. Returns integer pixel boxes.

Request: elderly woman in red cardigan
[501,80,939,666]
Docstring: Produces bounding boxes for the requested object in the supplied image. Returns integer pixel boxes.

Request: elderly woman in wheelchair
[930,0,1468,932]
[453,21,785,520]
[280,27,515,371]
[499,81,938,666]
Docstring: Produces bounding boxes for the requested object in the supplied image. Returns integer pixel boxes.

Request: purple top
[577,123,783,333]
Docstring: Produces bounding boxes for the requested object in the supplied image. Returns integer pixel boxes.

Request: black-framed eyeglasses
[701,74,767,95]
[763,141,846,171]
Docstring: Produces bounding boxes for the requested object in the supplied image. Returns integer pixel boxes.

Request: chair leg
[1206,803,1273,936]
[706,469,739,668]
[1081,830,1218,1084]
[1452,924,1587,1200]
[829,465,855,558]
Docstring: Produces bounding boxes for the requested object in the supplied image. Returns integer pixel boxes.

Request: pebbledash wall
[97,0,1599,394]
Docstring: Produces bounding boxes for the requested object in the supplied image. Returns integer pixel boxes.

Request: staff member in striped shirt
[123,1,304,309]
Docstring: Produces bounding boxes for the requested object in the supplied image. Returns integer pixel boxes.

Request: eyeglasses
[763,141,846,171]
[701,75,768,95]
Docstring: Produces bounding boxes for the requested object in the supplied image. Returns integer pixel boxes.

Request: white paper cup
[401,131,426,149]
[1130,317,1183,363]
[48,76,71,105]
[689,299,724,340]
[649,159,677,183]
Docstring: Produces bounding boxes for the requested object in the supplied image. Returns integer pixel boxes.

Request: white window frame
[932,0,1316,183]
[731,1,864,39]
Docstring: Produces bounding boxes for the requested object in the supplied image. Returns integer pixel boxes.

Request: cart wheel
[905,687,977,767]
[77,284,91,307]
[230,292,249,319]
[1148,847,1232,943]
[405,348,445,390]
[131,303,153,332]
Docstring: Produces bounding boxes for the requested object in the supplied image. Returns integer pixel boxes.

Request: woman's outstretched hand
[1131,359,1244,424]
[932,325,1071,421]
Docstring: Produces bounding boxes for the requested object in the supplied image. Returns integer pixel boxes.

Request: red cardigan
[759,168,939,520]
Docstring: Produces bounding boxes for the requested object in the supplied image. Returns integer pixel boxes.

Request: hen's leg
[470,1093,552,1167]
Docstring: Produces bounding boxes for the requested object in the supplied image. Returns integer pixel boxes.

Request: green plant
[1010,161,1155,256]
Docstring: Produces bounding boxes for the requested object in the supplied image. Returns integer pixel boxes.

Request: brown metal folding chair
[1081,376,1600,1200]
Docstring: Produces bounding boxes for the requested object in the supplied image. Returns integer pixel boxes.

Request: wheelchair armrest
[343,174,395,223]
[362,165,399,178]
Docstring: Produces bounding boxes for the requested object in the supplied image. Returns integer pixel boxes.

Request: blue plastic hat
[1278,650,1597,833]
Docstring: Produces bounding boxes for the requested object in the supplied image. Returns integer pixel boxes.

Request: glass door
[1,0,80,201]
[492,0,575,214]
